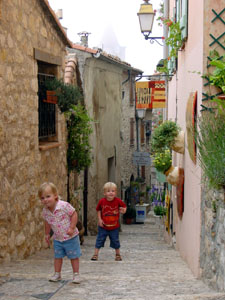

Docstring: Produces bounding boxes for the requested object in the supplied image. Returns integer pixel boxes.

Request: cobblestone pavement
[1,214,225,300]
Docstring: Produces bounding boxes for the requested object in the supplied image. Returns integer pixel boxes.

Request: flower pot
[164,166,180,186]
[44,90,58,104]
[171,131,185,154]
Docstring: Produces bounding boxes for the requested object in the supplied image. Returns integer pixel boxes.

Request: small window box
[43,90,58,104]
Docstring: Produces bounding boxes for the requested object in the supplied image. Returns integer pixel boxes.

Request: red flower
[167,57,171,61]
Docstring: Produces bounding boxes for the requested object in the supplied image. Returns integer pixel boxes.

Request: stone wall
[0,0,69,262]
[200,189,225,290]
[120,74,138,192]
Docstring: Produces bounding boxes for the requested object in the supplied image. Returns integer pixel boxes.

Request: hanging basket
[171,131,185,154]
[164,166,180,186]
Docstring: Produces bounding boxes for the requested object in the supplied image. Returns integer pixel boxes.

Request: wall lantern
[137,0,164,46]
[136,109,146,120]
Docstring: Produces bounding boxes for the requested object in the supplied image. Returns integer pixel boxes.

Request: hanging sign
[132,151,151,166]
[135,81,166,109]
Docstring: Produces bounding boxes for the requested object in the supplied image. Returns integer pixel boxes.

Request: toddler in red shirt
[91,182,127,261]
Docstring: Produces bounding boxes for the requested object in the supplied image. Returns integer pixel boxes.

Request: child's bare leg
[71,258,79,273]
[54,258,63,272]
[115,248,120,255]
[94,248,100,256]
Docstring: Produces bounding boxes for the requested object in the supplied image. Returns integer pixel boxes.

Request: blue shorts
[95,226,120,249]
[53,235,82,259]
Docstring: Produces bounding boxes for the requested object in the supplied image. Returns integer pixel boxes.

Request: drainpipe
[122,70,130,85]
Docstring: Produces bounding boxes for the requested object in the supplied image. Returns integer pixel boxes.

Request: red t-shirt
[96,197,126,230]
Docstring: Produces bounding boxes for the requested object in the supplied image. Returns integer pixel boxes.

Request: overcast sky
[48,0,163,75]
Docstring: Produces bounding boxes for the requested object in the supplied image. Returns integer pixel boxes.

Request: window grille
[38,73,56,139]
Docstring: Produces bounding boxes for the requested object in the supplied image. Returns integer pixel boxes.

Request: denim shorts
[53,235,82,259]
[95,226,120,249]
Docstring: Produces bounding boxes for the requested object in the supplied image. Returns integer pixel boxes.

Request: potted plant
[123,206,136,224]
[208,53,225,94]
[151,120,184,154]
[195,101,225,192]
[154,205,167,216]
[153,148,180,186]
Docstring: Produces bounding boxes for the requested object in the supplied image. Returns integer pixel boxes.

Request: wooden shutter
[141,166,145,179]
[130,118,135,146]
[141,121,145,144]
[180,0,188,40]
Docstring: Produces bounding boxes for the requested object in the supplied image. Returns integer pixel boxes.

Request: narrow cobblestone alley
[0,214,225,300]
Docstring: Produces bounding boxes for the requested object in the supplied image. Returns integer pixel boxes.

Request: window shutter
[168,45,176,73]
[180,0,188,40]
[176,0,180,22]
[130,118,135,146]
[141,121,145,144]
[141,166,145,179]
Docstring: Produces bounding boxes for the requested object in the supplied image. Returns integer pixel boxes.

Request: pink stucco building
[164,0,224,279]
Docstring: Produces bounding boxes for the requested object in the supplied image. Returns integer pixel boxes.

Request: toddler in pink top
[39,182,81,284]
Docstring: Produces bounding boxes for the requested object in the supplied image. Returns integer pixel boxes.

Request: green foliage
[157,59,169,75]
[45,78,83,112]
[209,54,225,93]
[44,78,93,173]
[153,148,172,173]
[154,205,167,216]
[156,19,183,74]
[66,104,93,173]
[151,120,180,153]
[164,20,183,58]
[124,206,136,219]
[195,108,225,190]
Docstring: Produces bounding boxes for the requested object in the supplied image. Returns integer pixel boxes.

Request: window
[38,73,56,139]
[37,60,58,141]
[130,118,135,146]
[176,0,188,40]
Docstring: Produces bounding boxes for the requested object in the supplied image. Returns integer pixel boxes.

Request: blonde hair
[103,182,117,192]
[38,182,58,199]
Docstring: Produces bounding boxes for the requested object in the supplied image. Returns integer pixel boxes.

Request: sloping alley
[0,214,225,300]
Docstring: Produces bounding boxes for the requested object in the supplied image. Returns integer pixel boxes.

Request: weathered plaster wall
[0,0,68,262]
[120,75,137,193]
[82,58,123,233]
[167,0,204,277]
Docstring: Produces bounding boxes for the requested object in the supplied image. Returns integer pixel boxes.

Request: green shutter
[180,0,188,40]
[168,45,176,73]
[176,0,180,22]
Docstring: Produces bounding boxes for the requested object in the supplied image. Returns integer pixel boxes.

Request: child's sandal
[115,254,122,261]
[91,255,98,261]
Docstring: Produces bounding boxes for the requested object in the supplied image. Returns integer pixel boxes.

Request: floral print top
[42,199,79,242]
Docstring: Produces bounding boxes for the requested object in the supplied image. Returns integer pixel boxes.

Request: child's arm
[44,221,51,246]
[97,210,104,227]
[119,207,127,214]
[67,211,78,236]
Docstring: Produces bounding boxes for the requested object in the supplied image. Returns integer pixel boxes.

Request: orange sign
[135,81,166,109]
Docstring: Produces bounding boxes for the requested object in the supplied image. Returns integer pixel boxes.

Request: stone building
[163,0,225,290]
[69,45,142,233]
[0,0,76,262]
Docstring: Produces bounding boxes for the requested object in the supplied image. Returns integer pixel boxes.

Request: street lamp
[136,109,146,120]
[137,0,164,46]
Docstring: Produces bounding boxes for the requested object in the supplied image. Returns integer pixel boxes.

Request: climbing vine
[45,78,93,173]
